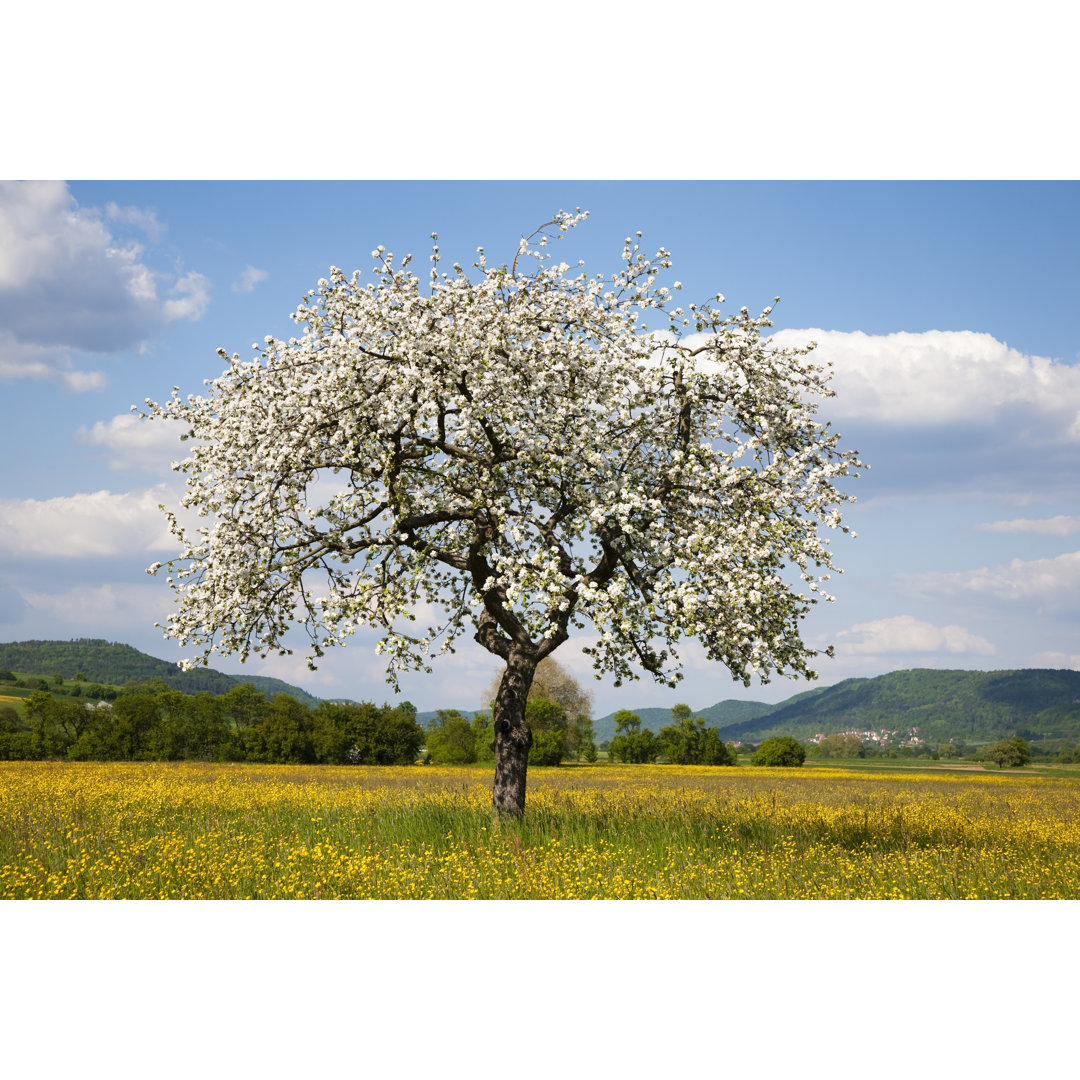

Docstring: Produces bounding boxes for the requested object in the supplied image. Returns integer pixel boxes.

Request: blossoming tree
[143,210,862,815]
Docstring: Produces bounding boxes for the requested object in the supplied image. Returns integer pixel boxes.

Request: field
[3,760,1080,899]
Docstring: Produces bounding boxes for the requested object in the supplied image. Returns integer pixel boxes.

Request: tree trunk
[491,647,537,816]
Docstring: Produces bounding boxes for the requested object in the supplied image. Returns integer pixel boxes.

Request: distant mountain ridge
[415,709,484,727]
[595,668,1080,748]
[0,639,321,706]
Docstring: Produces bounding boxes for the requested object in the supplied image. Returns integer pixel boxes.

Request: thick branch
[473,607,512,659]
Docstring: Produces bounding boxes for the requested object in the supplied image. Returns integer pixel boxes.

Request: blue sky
[3,179,1078,716]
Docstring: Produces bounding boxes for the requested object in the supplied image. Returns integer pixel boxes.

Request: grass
[3,760,1080,899]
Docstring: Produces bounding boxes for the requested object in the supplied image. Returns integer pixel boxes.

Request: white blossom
[140,210,862,691]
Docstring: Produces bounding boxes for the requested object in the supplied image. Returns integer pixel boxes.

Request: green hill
[596,669,1080,749]
[719,668,1080,746]
[0,639,321,706]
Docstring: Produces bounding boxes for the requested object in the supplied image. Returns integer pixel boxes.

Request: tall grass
[2,761,1078,898]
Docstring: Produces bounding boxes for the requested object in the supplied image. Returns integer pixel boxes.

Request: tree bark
[490,646,537,816]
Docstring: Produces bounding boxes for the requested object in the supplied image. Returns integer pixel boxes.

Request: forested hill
[597,669,1080,747]
[723,669,1080,745]
[0,639,320,705]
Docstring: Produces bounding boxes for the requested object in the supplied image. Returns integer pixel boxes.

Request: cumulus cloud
[77,413,189,472]
[0,180,210,389]
[0,486,178,558]
[162,270,211,322]
[766,328,1080,438]
[747,327,1080,499]
[909,550,1080,606]
[832,614,996,657]
[976,515,1080,536]
[232,265,269,293]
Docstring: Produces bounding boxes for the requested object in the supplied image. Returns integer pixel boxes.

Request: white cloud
[765,328,1080,440]
[832,614,996,656]
[78,413,188,472]
[162,270,210,322]
[1030,651,1080,671]
[0,181,210,385]
[105,202,166,243]
[976,515,1080,536]
[0,329,106,391]
[0,486,178,558]
[58,368,107,393]
[232,265,269,293]
[909,550,1080,605]
[18,582,169,633]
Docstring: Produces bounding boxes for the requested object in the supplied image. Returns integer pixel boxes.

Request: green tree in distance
[608,708,658,762]
[658,704,735,765]
[982,737,1032,768]
[426,709,479,764]
[525,698,569,766]
[816,733,864,758]
[751,736,806,767]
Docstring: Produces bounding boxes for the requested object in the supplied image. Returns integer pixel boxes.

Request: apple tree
[142,210,861,815]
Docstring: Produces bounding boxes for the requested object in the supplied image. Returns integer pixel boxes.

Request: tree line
[604,706,741,765]
[4,680,1045,771]
[0,682,422,765]
[0,684,833,770]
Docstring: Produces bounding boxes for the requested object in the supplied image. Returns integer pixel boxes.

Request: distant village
[806,727,925,748]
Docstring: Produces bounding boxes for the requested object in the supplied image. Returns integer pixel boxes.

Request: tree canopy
[981,737,1032,769]
[143,211,860,813]
[750,735,806,767]
[657,707,736,765]
[4,686,421,765]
